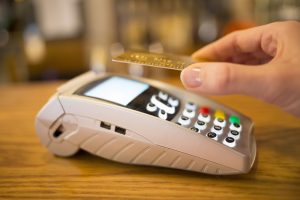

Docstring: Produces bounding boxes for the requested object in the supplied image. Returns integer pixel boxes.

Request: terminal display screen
[82,76,149,106]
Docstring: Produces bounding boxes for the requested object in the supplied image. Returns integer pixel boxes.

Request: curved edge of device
[35,95,79,157]
[250,136,257,171]
[248,124,257,173]
[35,71,98,157]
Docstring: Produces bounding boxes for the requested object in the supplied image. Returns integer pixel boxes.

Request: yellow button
[215,110,225,119]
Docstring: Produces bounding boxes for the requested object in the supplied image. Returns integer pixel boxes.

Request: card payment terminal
[35,71,256,175]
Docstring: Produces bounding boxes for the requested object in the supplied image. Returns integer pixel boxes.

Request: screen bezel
[74,75,179,121]
[77,76,149,106]
[74,76,158,109]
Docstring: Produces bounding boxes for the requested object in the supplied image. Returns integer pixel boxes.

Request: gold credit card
[112,51,200,71]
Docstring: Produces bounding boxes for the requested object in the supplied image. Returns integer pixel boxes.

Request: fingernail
[181,67,202,88]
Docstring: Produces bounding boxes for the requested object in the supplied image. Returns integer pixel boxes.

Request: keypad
[176,102,242,148]
[146,91,243,149]
[146,91,180,120]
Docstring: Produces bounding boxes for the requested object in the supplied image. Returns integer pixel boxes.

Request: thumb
[180,62,269,97]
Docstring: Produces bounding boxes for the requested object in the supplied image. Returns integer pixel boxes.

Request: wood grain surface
[0,79,299,200]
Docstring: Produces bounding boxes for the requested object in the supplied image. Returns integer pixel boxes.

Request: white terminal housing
[35,71,256,175]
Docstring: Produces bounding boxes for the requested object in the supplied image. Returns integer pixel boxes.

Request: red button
[199,107,210,115]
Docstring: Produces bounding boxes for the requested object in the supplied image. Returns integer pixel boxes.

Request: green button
[230,116,240,124]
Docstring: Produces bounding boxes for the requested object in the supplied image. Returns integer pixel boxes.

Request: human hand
[180,21,300,117]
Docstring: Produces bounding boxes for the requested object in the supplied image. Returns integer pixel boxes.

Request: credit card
[112,51,205,71]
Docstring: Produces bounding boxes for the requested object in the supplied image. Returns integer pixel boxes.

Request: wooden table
[0,80,299,199]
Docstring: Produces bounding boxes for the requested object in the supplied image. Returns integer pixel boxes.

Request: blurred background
[0,0,299,83]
